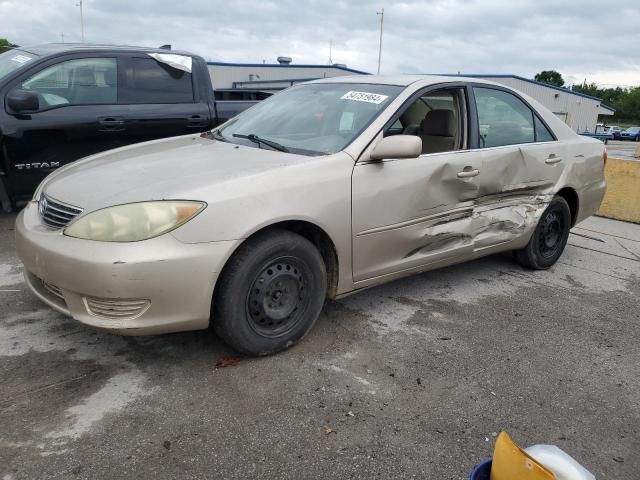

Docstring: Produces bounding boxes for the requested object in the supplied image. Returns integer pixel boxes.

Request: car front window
[218,83,403,156]
[0,49,37,82]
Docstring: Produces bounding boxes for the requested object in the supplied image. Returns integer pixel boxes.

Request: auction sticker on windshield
[341,91,389,104]
[11,55,33,64]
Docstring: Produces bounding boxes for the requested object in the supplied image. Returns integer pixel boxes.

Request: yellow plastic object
[490,432,556,480]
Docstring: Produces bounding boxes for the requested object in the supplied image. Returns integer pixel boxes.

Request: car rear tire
[513,196,571,270]
[212,229,327,356]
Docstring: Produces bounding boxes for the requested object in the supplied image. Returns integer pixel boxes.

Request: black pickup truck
[0,44,263,211]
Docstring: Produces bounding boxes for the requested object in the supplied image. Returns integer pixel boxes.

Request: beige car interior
[388,89,465,154]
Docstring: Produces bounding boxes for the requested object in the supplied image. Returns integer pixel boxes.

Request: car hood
[41,134,316,212]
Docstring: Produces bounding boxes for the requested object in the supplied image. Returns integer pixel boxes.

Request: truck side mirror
[6,89,39,114]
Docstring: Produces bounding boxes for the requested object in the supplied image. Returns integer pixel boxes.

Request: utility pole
[77,0,85,42]
[376,8,384,74]
[328,39,333,65]
[60,32,65,42]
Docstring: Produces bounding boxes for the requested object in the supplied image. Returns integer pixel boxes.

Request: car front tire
[513,196,571,270]
[213,229,327,356]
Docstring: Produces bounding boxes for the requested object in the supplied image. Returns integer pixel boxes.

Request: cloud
[1,0,639,86]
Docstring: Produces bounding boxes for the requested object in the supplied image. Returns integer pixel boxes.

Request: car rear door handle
[545,154,562,164]
[457,168,480,178]
[98,117,125,132]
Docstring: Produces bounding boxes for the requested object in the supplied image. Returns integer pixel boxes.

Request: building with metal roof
[207,60,368,93]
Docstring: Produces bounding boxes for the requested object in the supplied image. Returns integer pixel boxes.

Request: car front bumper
[15,202,240,335]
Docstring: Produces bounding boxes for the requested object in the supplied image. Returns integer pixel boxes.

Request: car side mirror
[6,89,39,114]
[370,135,422,161]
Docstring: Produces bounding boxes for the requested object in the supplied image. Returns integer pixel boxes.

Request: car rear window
[120,57,194,104]
[474,87,535,147]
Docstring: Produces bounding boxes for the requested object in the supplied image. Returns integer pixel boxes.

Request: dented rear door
[469,86,568,250]
[351,150,482,283]
[472,144,565,249]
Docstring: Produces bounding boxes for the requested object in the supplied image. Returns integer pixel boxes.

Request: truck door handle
[545,155,562,164]
[98,117,125,131]
[187,115,208,128]
[457,168,480,178]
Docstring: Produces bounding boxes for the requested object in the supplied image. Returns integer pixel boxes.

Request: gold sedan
[16,76,607,355]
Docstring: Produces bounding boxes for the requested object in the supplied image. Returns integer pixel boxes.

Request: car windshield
[0,49,37,82]
[625,127,640,133]
[218,83,403,156]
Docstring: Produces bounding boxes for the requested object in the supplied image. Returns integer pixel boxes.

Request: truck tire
[0,177,13,213]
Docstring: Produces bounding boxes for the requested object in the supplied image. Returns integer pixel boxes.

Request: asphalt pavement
[1,213,639,479]
[606,139,640,161]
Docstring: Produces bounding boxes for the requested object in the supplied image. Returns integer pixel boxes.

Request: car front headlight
[64,201,206,242]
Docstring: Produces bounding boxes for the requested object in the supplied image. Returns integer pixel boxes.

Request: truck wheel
[0,177,13,213]
[213,229,327,356]
[513,196,571,270]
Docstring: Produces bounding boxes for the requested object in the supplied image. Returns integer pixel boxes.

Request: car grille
[42,279,65,301]
[83,297,151,320]
[39,194,83,229]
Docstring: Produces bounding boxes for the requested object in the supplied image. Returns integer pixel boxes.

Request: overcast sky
[2,0,639,87]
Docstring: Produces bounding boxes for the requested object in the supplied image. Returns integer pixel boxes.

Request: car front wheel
[513,196,571,270]
[213,229,327,356]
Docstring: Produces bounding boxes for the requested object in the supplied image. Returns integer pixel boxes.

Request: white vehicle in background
[605,125,622,140]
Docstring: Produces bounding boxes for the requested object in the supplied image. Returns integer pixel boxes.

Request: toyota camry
[16,76,607,355]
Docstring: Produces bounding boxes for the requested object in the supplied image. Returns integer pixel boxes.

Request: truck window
[120,57,194,104]
[19,57,117,110]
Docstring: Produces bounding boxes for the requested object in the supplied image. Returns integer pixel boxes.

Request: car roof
[308,74,503,88]
[16,43,198,58]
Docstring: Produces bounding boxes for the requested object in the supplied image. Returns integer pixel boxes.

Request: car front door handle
[457,168,480,178]
[545,155,562,164]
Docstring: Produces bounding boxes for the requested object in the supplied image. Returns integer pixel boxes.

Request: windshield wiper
[232,133,290,153]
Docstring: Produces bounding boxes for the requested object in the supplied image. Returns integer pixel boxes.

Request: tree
[616,87,640,120]
[572,81,600,98]
[572,81,640,121]
[0,39,10,47]
[534,70,565,87]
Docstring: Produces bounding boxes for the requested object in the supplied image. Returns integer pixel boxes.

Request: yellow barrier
[597,158,640,224]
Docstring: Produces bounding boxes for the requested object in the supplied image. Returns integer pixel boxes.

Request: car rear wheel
[513,196,571,270]
[213,229,327,356]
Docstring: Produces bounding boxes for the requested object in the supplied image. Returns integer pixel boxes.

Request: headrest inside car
[421,109,456,137]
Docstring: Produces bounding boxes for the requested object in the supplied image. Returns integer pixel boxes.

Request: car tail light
[603,149,608,167]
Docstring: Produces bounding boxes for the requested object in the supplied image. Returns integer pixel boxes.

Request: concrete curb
[597,157,640,224]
